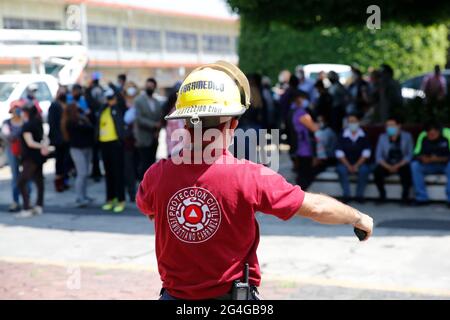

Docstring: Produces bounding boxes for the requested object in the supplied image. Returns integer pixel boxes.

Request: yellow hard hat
[165,61,250,125]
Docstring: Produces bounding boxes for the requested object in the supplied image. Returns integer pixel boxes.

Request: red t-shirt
[136,150,304,300]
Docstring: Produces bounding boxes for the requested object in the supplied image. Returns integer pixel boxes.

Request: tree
[227,0,450,29]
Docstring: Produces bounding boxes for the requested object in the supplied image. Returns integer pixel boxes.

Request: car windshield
[0,81,18,102]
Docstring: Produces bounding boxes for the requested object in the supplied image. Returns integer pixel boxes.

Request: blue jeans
[5,147,20,203]
[336,163,372,198]
[411,161,450,202]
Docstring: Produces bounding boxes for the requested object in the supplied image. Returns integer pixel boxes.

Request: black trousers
[100,141,125,202]
[91,142,102,177]
[138,143,158,181]
[295,156,314,191]
[373,163,412,200]
[124,148,138,202]
[18,159,44,210]
[54,143,71,177]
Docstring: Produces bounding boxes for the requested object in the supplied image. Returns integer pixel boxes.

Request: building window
[166,31,198,53]
[88,25,117,50]
[122,28,161,52]
[202,35,231,53]
[3,17,60,30]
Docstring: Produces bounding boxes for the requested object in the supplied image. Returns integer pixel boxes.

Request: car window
[0,82,18,102]
[22,81,53,101]
[402,76,423,90]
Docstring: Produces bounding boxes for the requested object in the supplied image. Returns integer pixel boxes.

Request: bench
[308,166,448,201]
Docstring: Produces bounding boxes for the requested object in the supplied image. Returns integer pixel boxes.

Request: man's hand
[40,146,49,157]
[298,192,374,241]
[347,164,356,173]
[352,212,374,241]
[419,155,431,164]
[312,158,322,167]
[388,164,398,174]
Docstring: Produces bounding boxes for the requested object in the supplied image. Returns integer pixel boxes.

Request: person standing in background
[378,64,402,123]
[421,65,447,119]
[295,65,316,103]
[15,104,52,218]
[327,71,348,133]
[313,80,333,121]
[261,76,278,131]
[346,68,370,118]
[1,100,26,212]
[96,89,126,213]
[61,103,95,207]
[85,73,105,182]
[67,84,89,115]
[134,78,163,180]
[292,90,318,190]
[48,86,71,192]
[123,81,140,202]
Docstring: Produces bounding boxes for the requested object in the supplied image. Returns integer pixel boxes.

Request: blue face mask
[348,123,359,132]
[386,127,398,137]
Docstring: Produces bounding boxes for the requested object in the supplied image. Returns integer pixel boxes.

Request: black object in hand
[354,227,367,241]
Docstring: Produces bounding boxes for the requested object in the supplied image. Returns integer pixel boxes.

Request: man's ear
[230,118,239,130]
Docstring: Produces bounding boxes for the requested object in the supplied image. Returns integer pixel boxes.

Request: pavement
[0,142,449,300]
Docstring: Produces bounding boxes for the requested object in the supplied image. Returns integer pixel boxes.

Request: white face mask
[126,87,137,97]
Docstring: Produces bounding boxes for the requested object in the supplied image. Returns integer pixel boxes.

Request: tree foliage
[227,0,450,29]
[237,19,448,82]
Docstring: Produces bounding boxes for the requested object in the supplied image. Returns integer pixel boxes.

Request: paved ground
[0,147,449,300]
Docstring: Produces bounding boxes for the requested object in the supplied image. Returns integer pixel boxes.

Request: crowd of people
[0,73,182,217]
[242,64,449,207]
[0,63,449,217]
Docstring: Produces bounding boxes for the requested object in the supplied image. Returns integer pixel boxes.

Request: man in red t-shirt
[136,61,373,300]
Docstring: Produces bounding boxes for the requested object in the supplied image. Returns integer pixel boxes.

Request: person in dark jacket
[62,102,95,207]
[48,86,71,192]
[96,88,127,213]
[313,80,333,121]
[15,104,53,218]
[335,113,372,203]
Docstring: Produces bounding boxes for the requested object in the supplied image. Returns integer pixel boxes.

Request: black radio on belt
[231,263,250,300]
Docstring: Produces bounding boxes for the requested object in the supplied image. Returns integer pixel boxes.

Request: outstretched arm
[297,192,373,241]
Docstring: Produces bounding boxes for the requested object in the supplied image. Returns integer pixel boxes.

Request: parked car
[0,73,59,124]
[303,63,352,85]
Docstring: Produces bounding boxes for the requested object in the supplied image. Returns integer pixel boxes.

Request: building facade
[0,0,239,88]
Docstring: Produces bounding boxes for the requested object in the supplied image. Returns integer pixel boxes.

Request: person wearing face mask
[96,89,127,213]
[373,116,413,203]
[291,90,319,190]
[335,113,372,203]
[133,78,163,180]
[1,100,27,212]
[312,114,338,177]
[67,84,89,114]
[123,82,140,202]
[15,104,54,218]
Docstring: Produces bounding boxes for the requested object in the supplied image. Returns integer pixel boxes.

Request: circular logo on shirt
[167,187,221,243]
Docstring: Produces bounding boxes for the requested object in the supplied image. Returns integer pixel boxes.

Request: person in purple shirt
[291,90,318,190]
